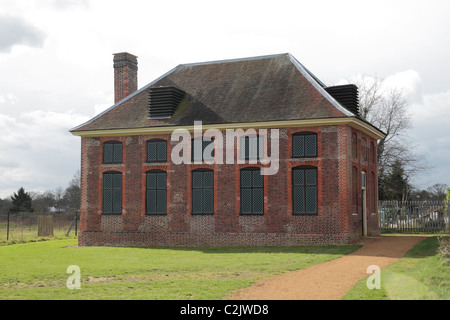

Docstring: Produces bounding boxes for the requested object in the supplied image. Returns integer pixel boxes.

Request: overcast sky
[1,0,450,199]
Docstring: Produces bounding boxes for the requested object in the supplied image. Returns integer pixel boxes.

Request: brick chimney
[113,52,138,104]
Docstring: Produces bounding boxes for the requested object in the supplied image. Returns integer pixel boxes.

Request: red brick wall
[78,124,379,247]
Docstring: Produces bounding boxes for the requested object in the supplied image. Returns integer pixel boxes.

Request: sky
[0,0,450,199]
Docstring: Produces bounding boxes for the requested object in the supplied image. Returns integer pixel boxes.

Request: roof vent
[325,84,360,116]
[148,86,185,119]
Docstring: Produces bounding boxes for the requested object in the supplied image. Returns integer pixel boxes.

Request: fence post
[7,210,10,241]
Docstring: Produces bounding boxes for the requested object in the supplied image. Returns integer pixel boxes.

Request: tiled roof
[70,53,358,133]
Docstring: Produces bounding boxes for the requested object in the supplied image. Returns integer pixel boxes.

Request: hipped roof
[70,53,383,137]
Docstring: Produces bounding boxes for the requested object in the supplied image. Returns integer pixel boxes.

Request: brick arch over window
[292,165,318,215]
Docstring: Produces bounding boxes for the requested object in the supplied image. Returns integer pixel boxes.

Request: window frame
[103,141,123,164]
[292,166,318,215]
[145,170,167,215]
[102,171,122,215]
[146,139,167,163]
[240,167,264,215]
[291,132,318,158]
[351,133,358,160]
[191,169,214,215]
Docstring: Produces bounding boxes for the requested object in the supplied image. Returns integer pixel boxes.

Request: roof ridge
[177,53,290,68]
[286,54,354,117]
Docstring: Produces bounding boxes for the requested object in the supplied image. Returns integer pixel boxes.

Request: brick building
[70,53,385,246]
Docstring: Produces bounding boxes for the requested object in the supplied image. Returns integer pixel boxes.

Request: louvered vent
[325,84,360,116]
[148,86,185,119]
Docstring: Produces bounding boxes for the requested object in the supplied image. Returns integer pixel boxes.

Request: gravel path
[228,235,426,300]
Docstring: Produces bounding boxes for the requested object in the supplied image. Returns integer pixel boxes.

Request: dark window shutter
[192,137,214,162]
[103,142,123,164]
[147,140,167,162]
[292,167,318,214]
[240,135,262,160]
[103,172,122,214]
[146,171,167,214]
[240,168,264,214]
[192,170,214,214]
[292,133,317,158]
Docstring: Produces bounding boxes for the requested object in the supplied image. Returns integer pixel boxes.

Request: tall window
[292,132,317,158]
[240,168,264,214]
[103,171,122,214]
[192,169,214,215]
[292,166,318,214]
[192,137,214,162]
[103,141,123,164]
[147,139,167,162]
[371,171,376,212]
[370,142,375,164]
[146,170,167,215]
[361,138,368,162]
[352,166,358,211]
[240,135,263,160]
[351,133,358,160]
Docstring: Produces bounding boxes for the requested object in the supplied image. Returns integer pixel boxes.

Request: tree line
[0,171,80,214]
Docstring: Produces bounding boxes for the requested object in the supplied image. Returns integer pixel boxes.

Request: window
[146,170,167,214]
[371,171,376,212]
[292,166,318,214]
[103,171,122,214]
[292,132,317,158]
[240,168,264,214]
[361,138,368,162]
[370,142,375,164]
[192,137,214,162]
[103,141,122,164]
[147,139,167,162]
[240,135,263,160]
[351,133,358,160]
[352,166,358,211]
[192,169,214,214]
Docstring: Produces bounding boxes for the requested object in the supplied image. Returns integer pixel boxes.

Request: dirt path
[228,235,427,300]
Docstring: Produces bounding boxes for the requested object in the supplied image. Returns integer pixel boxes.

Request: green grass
[0,223,74,243]
[0,239,360,300]
[343,236,450,300]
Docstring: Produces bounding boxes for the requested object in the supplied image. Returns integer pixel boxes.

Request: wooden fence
[379,201,450,233]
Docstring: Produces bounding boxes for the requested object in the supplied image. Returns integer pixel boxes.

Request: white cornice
[70,118,386,140]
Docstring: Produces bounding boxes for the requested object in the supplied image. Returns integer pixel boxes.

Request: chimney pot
[113,52,138,104]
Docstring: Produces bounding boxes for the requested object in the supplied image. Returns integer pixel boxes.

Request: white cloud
[0,14,45,53]
[408,90,450,188]
[0,93,17,105]
[0,110,89,198]
[1,0,450,197]
[383,70,423,103]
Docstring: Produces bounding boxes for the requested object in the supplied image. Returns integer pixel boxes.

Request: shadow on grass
[105,244,362,256]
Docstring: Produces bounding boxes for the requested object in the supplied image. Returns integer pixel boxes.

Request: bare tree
[348,75,427,176]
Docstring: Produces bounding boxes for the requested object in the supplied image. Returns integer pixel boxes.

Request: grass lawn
[343,236,450,300]
[0,238,360,300]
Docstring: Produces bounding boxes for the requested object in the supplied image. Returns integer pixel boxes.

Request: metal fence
[0,210,79,242]
[379,201,450,234]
